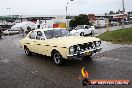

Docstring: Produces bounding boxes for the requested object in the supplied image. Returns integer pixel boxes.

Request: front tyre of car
[24,46,32,56]
[52,51,64,65]
[80,32,84,36]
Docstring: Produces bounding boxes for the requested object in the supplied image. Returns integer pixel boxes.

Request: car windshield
[44,29,71,39]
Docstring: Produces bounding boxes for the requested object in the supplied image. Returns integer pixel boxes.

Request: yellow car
[19,28,102,65]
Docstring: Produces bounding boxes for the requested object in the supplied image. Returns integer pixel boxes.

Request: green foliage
[97,28,132,44]
[69,14,91,28]
[109,11,115,14]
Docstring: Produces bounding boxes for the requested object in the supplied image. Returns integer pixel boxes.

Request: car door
[36,30,55,56]
[35,31,46,54]
[85,26,92,34]
[78,29,85,35]
[27,31,38,53]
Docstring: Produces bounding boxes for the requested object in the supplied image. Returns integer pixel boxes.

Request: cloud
[0,0,131,15]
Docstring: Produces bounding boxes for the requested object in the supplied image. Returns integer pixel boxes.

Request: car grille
[73,42,97,54]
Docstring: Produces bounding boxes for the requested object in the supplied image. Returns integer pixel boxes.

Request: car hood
[42,36,100,48]
[70,30,76,33]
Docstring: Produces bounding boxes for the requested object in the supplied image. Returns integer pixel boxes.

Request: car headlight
[98,41,101,46]
[96,41,101,47]
[92,43,96,48]
[77,45,81,51]
[96,41,99,47]
[69,46,74,54]
[99,41,101,45]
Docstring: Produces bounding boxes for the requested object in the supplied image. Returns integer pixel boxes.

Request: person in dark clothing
[25,26,32,34]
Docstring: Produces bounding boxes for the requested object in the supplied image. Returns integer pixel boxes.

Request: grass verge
[97,27,132,44]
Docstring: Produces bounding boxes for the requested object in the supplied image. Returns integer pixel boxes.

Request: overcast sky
[0,0,131,16]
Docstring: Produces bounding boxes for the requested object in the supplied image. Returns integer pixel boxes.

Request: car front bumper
[67,47,102,60]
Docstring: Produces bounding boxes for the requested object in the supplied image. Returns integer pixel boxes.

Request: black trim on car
[37,44,41,45]
[26,43,30,44]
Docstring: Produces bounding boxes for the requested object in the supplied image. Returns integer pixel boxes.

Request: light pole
[66,0,74,28]
[6,8,11,25]
[122,0,125,29]
[7,8,11,16]
[66,2,69,28]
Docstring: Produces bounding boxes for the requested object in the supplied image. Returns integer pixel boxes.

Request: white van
[11,22,35,32]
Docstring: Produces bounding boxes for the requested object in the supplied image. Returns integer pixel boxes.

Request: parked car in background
[94,18,106,28]
[110,21,118,26]
[2,29,20,35]
[11,22,35,33]
[19,28,102,65]
[124,21,130,25]
[70,25,95,36]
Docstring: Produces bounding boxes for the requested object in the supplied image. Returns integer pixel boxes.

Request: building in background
[0,15,68,30]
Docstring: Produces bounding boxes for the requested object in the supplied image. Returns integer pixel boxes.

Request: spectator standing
[25,26,32,34]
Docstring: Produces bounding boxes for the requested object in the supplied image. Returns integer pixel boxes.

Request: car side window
[29,31,37,39]
[85,26,88,29]
[85,25,91,29]
[36,31,43,40]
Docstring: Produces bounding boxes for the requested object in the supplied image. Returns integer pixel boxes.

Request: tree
[69,14,91,28]
[109,11,115,14]
[116,9,123,14]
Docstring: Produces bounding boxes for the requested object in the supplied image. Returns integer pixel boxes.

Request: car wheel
[24,46,32,56]
[52,51,64,65]
[80,32,84,36]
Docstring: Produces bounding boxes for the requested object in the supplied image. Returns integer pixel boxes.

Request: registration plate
[84,52,91,56]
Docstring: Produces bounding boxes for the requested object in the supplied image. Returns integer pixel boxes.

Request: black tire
[24,46,32,56]
[80,32,84,36]
[52,51,64,65]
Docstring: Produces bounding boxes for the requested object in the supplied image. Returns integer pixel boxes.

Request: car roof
[34,28,66,32]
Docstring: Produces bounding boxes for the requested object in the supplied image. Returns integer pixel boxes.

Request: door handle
[37,44,41,45]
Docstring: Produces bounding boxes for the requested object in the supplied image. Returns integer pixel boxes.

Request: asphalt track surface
[0,34,132,88]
